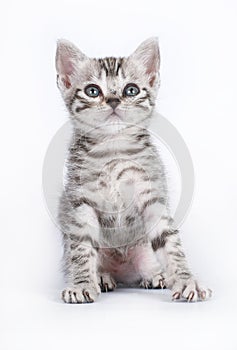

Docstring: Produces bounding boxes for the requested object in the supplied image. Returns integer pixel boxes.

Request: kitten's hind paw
[140,274,166,289]
[99,273,117,292]
[171,278,212,302]
[61,283,100,304]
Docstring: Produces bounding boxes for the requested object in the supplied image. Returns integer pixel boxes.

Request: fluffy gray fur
[55,38,211,303]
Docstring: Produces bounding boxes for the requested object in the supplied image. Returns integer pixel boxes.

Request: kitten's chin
[103,123,128,134]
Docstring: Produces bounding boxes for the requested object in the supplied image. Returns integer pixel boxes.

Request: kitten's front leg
[62,242,101,303]
[142,200,212,301]
[154,229,212,302]
[60,203,101,303]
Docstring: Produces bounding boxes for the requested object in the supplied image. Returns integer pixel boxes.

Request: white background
[1,0,237,349]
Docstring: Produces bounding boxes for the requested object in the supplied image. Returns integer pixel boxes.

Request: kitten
[56,38,212,303]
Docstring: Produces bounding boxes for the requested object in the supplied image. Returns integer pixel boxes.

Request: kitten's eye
[85,85,101,97]
[124,84,140,97]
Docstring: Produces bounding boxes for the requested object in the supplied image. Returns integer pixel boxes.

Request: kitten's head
[56,38,160,134]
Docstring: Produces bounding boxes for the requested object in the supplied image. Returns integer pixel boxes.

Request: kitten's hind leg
[140,271,166,289]
[135,242,166,289]
[98,272,117,292]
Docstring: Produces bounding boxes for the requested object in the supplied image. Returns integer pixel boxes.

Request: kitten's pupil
[90,88,97,96]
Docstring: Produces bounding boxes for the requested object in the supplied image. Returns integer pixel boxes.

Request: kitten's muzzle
[106,98,121,110]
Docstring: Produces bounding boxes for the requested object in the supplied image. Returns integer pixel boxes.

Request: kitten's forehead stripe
[98,57,124,77]
[116,62,121,76]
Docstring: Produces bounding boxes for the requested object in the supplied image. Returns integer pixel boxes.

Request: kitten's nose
[106,98,120,110]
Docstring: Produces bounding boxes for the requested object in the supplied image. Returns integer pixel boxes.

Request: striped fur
[56,38,212,303]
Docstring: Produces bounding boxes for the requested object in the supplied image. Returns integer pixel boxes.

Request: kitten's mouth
[106,112,122,121]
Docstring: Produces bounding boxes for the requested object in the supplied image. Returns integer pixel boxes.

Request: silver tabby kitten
[56,38,211,303]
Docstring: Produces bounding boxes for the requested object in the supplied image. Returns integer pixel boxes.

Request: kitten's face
[56,38,160,134]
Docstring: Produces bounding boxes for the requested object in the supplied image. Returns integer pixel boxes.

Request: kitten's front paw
[171,277,212,302]
[62,283,101,304]
[99,272,117,292]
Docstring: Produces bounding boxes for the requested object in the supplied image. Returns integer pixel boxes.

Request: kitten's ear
[131,37,160,86]
[56,39,87,89]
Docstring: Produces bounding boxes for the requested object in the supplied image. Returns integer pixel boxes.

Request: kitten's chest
[71,133,162,214]
[83,152,152,208]
[74,139,163,247]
